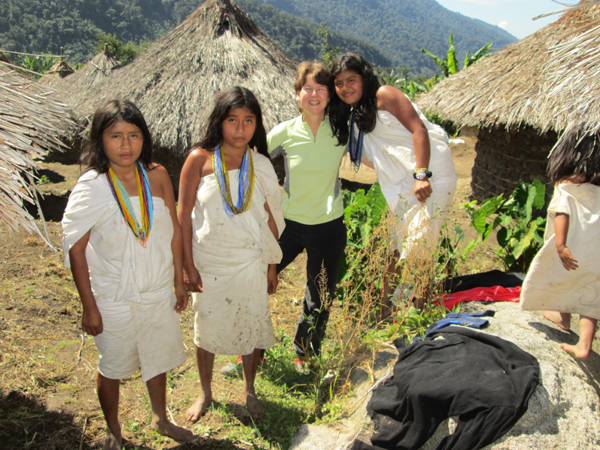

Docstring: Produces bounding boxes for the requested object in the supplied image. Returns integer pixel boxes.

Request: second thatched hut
[417,2,600,201]
[43,0,300,184]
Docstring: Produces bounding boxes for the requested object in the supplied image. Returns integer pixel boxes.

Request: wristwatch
[413,169,432,181]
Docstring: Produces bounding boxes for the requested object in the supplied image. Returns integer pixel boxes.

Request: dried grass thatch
[44,0,299,166]
[0,62,76,242]
[46,59,75,79]
[416,1,600,135]
[42,44,120,93]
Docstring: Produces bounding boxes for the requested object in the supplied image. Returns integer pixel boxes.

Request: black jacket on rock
[352,327,540,450]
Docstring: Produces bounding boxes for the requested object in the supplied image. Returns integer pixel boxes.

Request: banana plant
[421,34,492,79]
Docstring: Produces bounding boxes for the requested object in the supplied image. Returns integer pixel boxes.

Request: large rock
[291,302,600,450]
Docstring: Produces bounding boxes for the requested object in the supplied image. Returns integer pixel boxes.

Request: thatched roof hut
[416,2,600,201]
[45,48,75,79]
[45,0,299,181]
[42,44,120,93]
[0,62,76,243]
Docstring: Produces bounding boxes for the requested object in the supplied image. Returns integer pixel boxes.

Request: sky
[435,0,568,39]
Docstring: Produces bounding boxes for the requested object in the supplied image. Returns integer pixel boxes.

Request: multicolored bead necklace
[349,108,364,172]
[106,160,153,246]
[213,143,255,215]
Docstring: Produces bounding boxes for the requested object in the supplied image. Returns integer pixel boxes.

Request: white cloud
[498,20,509,29]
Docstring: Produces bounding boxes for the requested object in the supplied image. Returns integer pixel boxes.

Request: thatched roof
[0,53,11,64]
[0,62,76,241]
[45,0,299,159]
[42,44,120,92]
[416,1,600,135]
[46,58,75,79]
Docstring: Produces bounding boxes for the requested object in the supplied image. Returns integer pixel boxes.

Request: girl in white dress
[521,129,600,361]
[178,87,285,420]
[329,52,457,317]
[63,100,193,449]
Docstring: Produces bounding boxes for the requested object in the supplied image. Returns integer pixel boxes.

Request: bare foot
[543,311,571,330]
[102,425,122,450]
[560,343,591,361]
[243,389,266,419]
[152,418,195,442]
[185,393,212,422]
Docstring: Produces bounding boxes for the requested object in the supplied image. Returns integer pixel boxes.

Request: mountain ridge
[0,0,517,74]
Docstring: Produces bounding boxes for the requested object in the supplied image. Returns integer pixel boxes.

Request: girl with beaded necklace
[178,87,285,420]
[62,100,193,449]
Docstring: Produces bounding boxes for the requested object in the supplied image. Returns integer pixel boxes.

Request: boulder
[291,302,600,450]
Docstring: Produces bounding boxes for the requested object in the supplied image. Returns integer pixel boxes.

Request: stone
[290,301,600,450]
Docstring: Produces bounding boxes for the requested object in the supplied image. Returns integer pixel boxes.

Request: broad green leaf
[512,222,539,259]
[532,179,546,209]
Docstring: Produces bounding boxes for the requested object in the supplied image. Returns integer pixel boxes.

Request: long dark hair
[548,129,600,186]
[329,52,381,146]
[195,86,268,157]
[82,99,154,173]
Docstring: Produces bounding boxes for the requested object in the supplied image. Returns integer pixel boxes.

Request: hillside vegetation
[0,0,516,74]
[0,0,390,67]
[260,0,517,73]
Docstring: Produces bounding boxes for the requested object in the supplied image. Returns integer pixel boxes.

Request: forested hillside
[260,0,518,73]
[0,0,390,67]
[0,0,515,73]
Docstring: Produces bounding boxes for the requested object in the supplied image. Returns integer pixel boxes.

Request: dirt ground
[0,137,486,449]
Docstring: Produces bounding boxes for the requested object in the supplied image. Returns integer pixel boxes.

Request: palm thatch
[0,62,76,242]
[417,1,600,135]
[42,44,120,93]
[46,59,75,79]
[416,1,600,201]
[44,0,299,173]
[0,53,11,64]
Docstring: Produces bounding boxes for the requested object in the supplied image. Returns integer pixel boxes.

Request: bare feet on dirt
[560,343,591,361]
[542,311,571,330]
[152,418,195,442]
[103,426,122,450]
[185,393,213,422]
[243,388,266,419]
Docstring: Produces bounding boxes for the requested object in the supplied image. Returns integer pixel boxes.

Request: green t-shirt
[267,115,346,225]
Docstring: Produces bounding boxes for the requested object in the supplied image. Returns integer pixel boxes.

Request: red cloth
[436,286,521,310]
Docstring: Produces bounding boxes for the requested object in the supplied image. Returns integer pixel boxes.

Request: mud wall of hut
[471,125,557,203]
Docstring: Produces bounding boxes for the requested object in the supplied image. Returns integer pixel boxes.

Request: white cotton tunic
[191,153,285,355]
[360,108,458,256]
[62,171,186,382]
[521,183,600,320]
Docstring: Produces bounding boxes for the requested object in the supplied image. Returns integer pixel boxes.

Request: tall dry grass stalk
[318,204,455,402]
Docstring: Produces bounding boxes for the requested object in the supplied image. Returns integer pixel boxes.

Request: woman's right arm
[69,230,104,336]
[177,149,205,292]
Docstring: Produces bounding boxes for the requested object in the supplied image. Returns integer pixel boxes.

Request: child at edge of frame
[521,128,600,361]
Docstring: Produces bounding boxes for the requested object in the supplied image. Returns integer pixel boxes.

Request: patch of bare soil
[0,138,485,449]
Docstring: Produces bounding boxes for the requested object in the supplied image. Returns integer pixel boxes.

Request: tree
[421,34,492,78]
[317,22,339,67]
[95,32,142,65]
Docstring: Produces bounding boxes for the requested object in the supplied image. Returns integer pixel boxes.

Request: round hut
[45,48,75,79]
[45,0,299,186]
[42,43,120,92]
[0,62,76,243]
[416,2,600,201]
